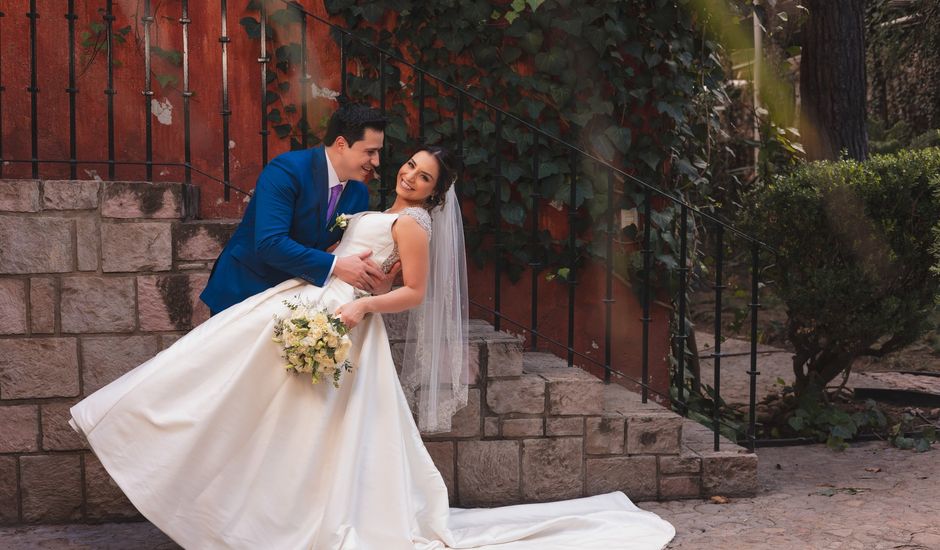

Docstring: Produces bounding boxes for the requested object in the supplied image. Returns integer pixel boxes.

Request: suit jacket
[200,147,370,313]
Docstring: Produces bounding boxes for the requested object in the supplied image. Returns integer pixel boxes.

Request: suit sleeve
[252,159,336,286]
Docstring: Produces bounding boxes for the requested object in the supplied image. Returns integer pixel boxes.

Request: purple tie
[326,184,342,224]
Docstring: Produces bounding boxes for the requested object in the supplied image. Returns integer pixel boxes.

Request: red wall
[0,0,671,398]
[0,0,344,219]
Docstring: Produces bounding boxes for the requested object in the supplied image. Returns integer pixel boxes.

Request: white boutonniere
[329,213,349,232]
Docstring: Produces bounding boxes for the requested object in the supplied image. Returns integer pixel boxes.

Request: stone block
[0,456,18,524]
[660,455,702,475]
[586,416,626,455]
[383,311,409,342]
[138,273,210,331]
[426,388,481,439]
[0,217,73,274]
[41,401,88,451]
[0,405,39,452]
[626,413,682,455]
[501,418,544,438]
[0,338,79,399]
[42,180,99,210]
[521,437,583,501]
[585,456,658,501]
[485,338,523,377]
[101,181,182,219]
[161,334,183,349]
[85,453,139,520]
[174,221,236,261]
[486,376,545,415]
[75,217,99,271]
[0,278,27,334]
[546,417,584,437]
[546,380,604,416]
[82,335,162,394]
[29,277,56,333]
[0,180,41,212]
[466,341,482,386]
[20,454,83,522]
[660,475,701,499]
[60,277,135,333]
[425,441,456,504]
[457,440,520,506]
[702,452,758,497]
[484,417,499,437]
[101,222,172,272]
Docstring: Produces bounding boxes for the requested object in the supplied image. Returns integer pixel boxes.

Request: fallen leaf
[709,495,730,504]
[864,467,881,473]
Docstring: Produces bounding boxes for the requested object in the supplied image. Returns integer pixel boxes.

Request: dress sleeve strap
[399,207,433,239]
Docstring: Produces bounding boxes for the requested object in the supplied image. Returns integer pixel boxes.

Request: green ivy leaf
[534,48,566,73]
[239,17,261,40]
[155,73,178,88]
[274,124,292,139]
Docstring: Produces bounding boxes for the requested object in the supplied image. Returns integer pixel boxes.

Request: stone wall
[0,178,753,526]
[0,179,235,524]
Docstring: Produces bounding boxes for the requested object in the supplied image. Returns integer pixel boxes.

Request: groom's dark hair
[323,103,387,147]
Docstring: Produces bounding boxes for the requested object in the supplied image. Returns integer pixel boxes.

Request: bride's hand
[335,299,371,329]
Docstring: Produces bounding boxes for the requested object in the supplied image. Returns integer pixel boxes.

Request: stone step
[680,418,758,498]
[387,317,757,504]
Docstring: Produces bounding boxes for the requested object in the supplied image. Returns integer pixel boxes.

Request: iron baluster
[339,33,347,102]
[378,53,388,210]
[258,0,270,165]
[529,136,541,351]
[713,224,725,451]
[417,71,426,145]
[66,1,77,178]
[181,0,192,185]
[567,148,578,367]
[676,203,689,415]
[104,0,116,179]
[220,0,232,201]
[604,169,615,383]
[143,0,154,181]
[641,187,652,402]
[0,8,4,178]
[455,93,464,202]
[493,111,503,331]
[748,241,761,451]
[297,3,309,149]
[28,1,39,178]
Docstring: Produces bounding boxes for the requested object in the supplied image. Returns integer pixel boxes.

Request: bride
[69,146,675,549]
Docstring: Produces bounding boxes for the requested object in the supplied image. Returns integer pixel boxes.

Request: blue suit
[201,147,370,313]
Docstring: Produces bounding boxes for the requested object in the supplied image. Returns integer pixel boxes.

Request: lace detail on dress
[380,208,432,273]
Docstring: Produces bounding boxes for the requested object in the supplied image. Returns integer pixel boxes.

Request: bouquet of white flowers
[272,297,353,387]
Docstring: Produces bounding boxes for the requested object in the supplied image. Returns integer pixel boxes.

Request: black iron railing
[0,0,770,451]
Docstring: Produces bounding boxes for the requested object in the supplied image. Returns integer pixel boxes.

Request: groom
[201,103,394,315]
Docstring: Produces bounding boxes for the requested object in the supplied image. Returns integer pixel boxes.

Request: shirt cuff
[325,255,337,282]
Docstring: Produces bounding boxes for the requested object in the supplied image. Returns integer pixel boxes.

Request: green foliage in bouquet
[743,148,940,397]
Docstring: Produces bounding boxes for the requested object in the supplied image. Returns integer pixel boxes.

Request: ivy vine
[238,0,725,294]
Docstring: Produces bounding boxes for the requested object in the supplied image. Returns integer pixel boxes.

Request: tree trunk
[800,0,869,161]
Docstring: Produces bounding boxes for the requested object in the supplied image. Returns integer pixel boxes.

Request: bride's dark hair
[417,146,457,210]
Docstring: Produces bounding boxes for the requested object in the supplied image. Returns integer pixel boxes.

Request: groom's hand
[372,261,401,295]
[333,250,383,292]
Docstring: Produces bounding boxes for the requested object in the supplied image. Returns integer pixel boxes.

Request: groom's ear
[333,136,349,151]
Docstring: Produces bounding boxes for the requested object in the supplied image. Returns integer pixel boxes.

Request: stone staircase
[387,316,759,506]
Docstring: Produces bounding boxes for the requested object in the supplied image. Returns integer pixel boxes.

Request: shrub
[745,148,940,395]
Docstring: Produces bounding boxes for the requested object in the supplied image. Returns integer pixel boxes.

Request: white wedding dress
[70,210,675,550]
